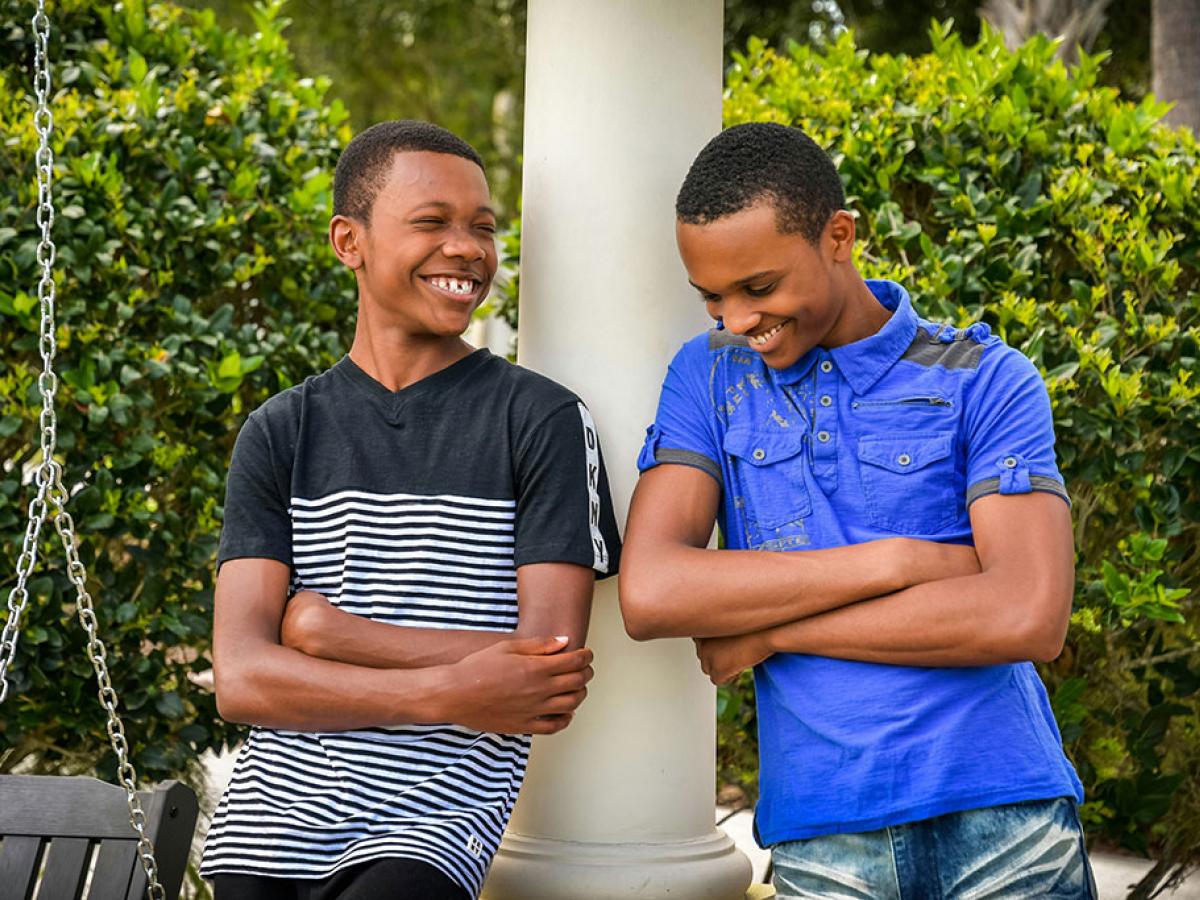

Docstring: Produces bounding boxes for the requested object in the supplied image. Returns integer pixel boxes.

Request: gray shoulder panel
[654,447,723,485]
[901,330,986,370]
[966,475,1070,507]
[709,329,749,350]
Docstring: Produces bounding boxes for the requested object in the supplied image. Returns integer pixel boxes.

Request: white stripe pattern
[202,491,528,895]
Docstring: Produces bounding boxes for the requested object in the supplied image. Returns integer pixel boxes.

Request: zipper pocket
[852,397,954,409]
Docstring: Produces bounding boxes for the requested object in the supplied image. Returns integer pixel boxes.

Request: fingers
[527,713,574,735]
[544,666,593,695]
[506,634,571,656]
[540,687,588,715]
[536,646,594,675]
[526,690,587,732]
[478,688,590,735]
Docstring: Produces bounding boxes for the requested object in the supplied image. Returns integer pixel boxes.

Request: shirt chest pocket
[856,431,959,534]
[723,427,812,531]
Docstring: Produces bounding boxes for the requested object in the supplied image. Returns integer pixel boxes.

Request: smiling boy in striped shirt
[202,120,621,900]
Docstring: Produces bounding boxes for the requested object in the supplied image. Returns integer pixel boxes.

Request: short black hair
[675,122,845,244]
[333,120,485,223]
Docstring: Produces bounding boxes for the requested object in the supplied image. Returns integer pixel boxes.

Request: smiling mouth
[423,275,482,298]
[748,321,786,347]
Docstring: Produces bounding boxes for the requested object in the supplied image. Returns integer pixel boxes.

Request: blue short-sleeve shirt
[639,279,1083,845]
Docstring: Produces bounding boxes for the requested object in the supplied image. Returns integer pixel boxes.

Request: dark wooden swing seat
[0,775,198,900]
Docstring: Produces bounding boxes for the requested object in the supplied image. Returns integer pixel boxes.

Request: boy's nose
[721,308,760,336]
[442,230,488,261]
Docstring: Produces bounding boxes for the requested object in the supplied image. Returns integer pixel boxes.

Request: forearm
[291,606,510,669]
[763,568,1065,666]
[215,640,449,731]
[284,566,591,668]
[623,537,972,640]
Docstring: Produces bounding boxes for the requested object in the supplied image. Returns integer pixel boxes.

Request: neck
[823,273,892,348]
[348,306,475,392]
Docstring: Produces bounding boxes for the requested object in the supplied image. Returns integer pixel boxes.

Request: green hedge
[0,0,354,781]
[718,23,1200,886]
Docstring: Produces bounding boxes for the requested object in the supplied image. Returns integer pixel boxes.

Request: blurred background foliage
[2,1,1196,897]
[1,0,355,786]
[182,0,1158,219]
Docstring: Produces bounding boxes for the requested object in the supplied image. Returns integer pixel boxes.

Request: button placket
[812,357,838,491]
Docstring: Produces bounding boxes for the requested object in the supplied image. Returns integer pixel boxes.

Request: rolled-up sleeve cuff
[966,474,1070,508]
[652,447,723,486]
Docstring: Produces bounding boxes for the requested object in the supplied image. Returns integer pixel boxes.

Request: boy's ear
[329,215,365,270]
[827,209,856,263]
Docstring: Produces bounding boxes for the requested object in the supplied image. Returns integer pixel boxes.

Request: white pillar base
[483,829,751,900]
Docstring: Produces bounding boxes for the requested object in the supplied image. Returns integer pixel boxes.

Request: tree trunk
[980,0,1111,63]
[1153,0,1200,131]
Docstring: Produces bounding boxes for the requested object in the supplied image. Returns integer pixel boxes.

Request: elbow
[1008,590,1072,663]
[214,683,248,725]
[212,659,257,724]
[1025,622,1068,664]
[280,598,324,657]
[618,570,670,641]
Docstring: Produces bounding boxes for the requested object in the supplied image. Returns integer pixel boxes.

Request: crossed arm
[619,464,1074,683]
[212,558,595,733]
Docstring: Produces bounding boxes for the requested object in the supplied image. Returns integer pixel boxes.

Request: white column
[482,2,751,899]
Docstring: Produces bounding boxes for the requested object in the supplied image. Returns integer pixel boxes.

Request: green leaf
[154,691,185,719]
[128,50,148,84]
[218,351,242,380]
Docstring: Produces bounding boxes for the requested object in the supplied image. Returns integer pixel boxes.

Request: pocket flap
[723,426,807,467]
[857,432,953,474]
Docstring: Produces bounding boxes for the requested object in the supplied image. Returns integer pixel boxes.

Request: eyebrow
[689,270,779,293]
[409,201,496,217]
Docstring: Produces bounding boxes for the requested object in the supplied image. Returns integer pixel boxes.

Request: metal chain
[0,4,165,897]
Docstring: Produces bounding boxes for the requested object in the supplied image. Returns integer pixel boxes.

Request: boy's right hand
[435,636,594,735]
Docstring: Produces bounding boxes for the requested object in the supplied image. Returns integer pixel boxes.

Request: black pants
[212,858,470,900]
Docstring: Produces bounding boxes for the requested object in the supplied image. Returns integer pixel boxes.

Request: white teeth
[430,276,475,295]
[749,322,784,346]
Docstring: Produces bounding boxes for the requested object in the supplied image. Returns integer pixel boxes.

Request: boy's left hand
[695,632,772,685]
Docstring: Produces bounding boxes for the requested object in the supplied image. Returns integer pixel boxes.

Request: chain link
[0,4,164,897]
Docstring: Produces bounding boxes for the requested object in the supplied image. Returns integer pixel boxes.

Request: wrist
[411,663,460,725]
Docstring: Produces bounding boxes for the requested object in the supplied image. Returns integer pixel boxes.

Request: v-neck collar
[334,349,492,424]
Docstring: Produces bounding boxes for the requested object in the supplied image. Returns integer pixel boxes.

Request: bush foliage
[719,23,1200,883]
[0,0,354,781]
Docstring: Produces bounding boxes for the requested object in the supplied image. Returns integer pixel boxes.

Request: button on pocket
[723,426,811,531]
[856,431,958,534]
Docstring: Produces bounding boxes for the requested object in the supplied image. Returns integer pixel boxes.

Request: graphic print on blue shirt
[638,279,1082,846]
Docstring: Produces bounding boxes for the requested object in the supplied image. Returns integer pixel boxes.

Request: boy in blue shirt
[621,122,1095,898]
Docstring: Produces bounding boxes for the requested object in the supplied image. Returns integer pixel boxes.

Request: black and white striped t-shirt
[201,350,621,896]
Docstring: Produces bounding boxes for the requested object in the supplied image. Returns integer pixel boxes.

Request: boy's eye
[412,218,445,227]
[475,222,497,234]
[698,291,719,303]
[745,283,776,297]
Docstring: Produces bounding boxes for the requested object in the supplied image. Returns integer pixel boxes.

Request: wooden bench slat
[0,834,43,900]
[87,841,136,900]
[39,837,91,899]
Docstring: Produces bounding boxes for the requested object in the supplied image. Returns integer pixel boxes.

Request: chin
[761,347,805,370]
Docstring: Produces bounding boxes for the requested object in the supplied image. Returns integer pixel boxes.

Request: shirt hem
[756,781,1084,848]
[201,850,472,895]
[515,543,619,578]
[216,549,292,570]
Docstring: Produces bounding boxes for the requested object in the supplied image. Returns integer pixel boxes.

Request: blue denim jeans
[772,797,1097,899]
